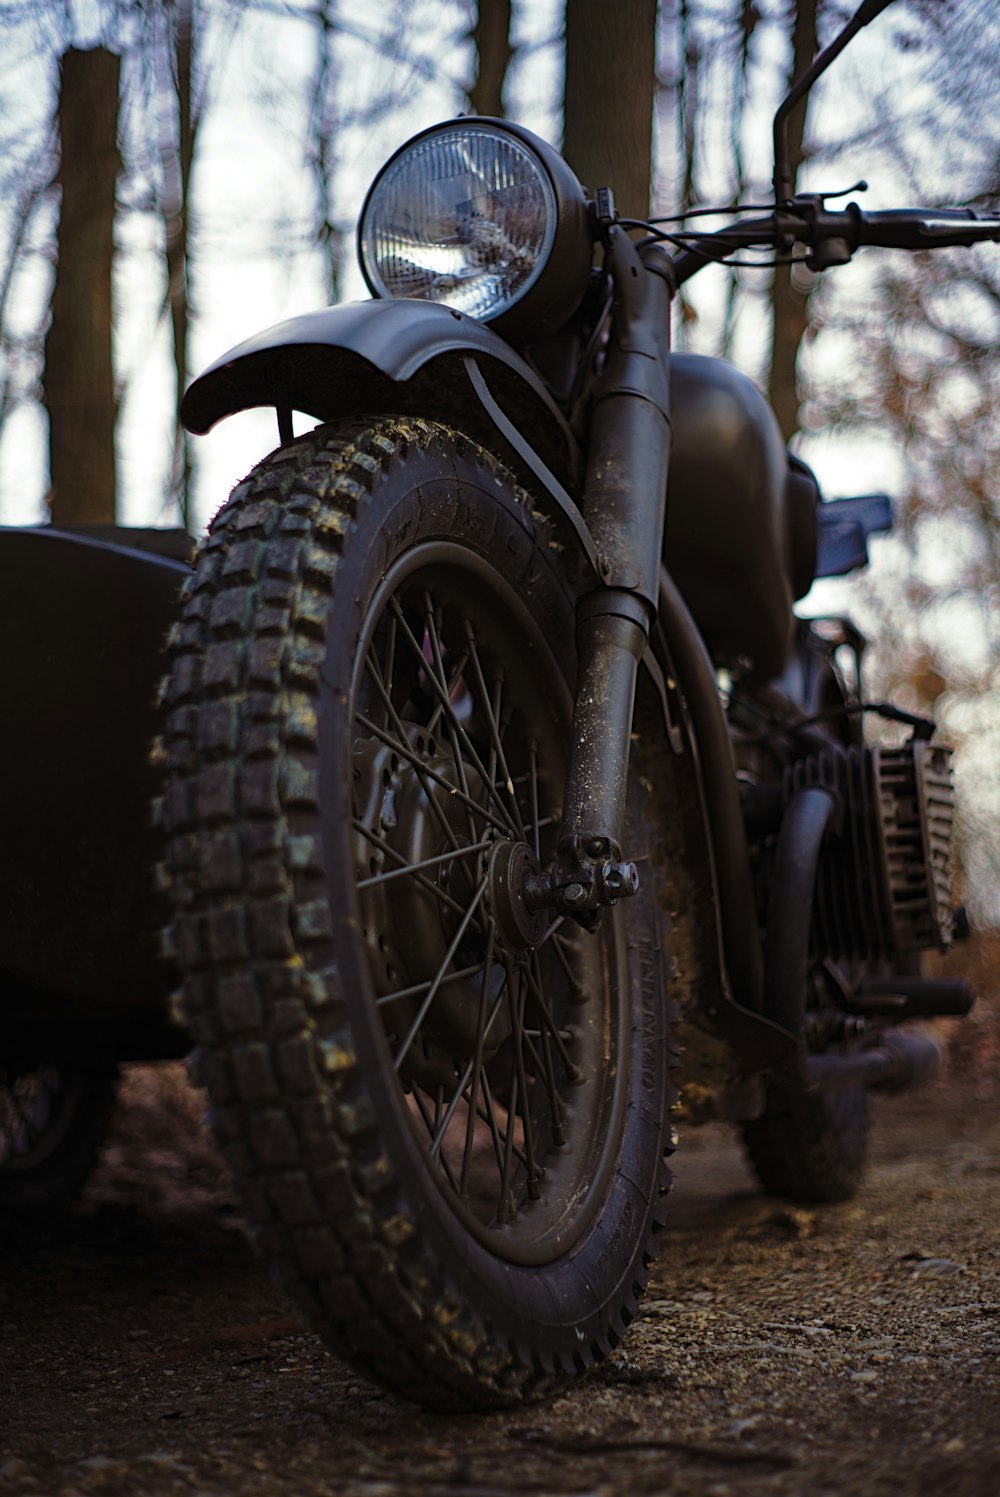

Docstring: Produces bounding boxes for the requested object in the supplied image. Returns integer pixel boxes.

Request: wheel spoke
[478,1071,509,1181]
[479,1093,531,1184]
[470,1074,534,1221]
[356,838,492,892]
[352,818,469,922]
[423,594,480,849]
[524,956,580,1081]
[389,598,520,839]
[527,738,541,860]
[411,1086,462,1194]
[459,920,499,1190]
[428,978,510,1166]
[426,647,470,741]
[379,611,398,733]
[545,925,586,1000]
[418,595,449,697]
[374,961,488,1009]
[463,627,527,840]
[355,710,510,837]
[538,1018,566,1146]
[393,874,489,1072]
[519,964,566,1141]
[518,1024,560,1125]
[358,658,467,850]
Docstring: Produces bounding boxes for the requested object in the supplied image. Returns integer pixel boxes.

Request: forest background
[0,0,998,919]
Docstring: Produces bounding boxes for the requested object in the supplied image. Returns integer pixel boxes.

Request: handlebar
[669,201,1000,285]
[856,207,1000,250]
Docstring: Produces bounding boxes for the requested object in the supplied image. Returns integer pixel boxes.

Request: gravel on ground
[2,937,998,1497]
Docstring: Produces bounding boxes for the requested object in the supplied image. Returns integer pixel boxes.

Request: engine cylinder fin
[782,742,955,963]
[874,741,955,953]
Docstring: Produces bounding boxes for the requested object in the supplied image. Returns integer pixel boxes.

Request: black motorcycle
[2,0,995,1409]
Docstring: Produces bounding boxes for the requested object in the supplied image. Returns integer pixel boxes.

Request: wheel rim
[0,1066,85,1173]
[344,542,629,1266]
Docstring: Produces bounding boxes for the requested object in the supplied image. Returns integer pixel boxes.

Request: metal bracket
[524,839,641,928]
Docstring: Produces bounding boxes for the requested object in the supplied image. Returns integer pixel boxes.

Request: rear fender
[182,299,599,577]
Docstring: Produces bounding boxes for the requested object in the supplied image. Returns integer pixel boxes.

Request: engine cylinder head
[783,741,955,963]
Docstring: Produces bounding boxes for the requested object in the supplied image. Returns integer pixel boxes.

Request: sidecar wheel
[741,1082,869,1205]
[0,1065,116,1214]
[160,417,674,1409]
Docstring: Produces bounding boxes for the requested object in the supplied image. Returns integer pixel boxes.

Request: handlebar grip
[858,207,1000,249]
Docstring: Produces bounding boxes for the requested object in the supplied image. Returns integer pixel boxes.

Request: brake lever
[775,195,862,268]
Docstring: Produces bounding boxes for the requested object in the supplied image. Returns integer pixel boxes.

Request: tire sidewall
[313,430,670,1365]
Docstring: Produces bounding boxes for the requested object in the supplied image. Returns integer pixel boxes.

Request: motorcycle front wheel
[160,417,673,1409]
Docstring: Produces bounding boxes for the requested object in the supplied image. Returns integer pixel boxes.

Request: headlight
[358,119,592,337]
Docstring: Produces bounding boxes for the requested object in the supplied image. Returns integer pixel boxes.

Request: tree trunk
[153,0,197,526]
[563,0,657,222]
[168,0,195,527]
[45,47,120,525]
[767,0,819,442]
[468,0,513,118]
[309,0,342,305]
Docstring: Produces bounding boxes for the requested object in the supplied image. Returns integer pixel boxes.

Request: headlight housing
[358,118,592,337]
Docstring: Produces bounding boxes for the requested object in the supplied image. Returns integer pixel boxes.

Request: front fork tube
[545,596,649,925]
[528,233,674,925]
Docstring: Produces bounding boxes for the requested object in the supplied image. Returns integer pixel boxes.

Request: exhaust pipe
[807,1028,942,1095]
[846,976,974,1020]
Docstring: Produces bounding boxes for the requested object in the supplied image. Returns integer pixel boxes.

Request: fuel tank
[666,353,817,683]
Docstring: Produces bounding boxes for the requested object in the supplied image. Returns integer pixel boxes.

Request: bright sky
[0,0,564,533]
[0,0,997,910]
[0,0,992,535]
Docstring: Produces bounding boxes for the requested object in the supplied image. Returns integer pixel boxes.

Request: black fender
[0,527,191,1058]
[181,298,600,578]
[183,300,794,1083]
[634,569,798,1097]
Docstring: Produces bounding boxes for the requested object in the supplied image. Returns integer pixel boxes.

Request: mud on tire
[157,417,674,1409]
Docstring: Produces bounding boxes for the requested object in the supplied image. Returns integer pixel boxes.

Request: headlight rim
[357,116,593,339]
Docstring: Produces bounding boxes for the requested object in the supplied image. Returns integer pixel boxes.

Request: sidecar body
[0,525,191,1067]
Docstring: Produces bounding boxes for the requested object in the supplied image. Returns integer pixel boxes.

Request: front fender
[182,298,583,499]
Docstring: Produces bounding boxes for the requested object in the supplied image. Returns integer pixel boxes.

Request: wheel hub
[483,839,548,953]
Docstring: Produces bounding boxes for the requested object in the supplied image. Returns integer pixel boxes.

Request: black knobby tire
[0,1065,117,1214]
[159,417,674,1408]
[742,1082,869,1205]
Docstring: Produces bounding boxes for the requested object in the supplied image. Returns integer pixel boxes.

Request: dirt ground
[3,939,1000,1497]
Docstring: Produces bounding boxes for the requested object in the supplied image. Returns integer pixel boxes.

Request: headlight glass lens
[359,124,558,322]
